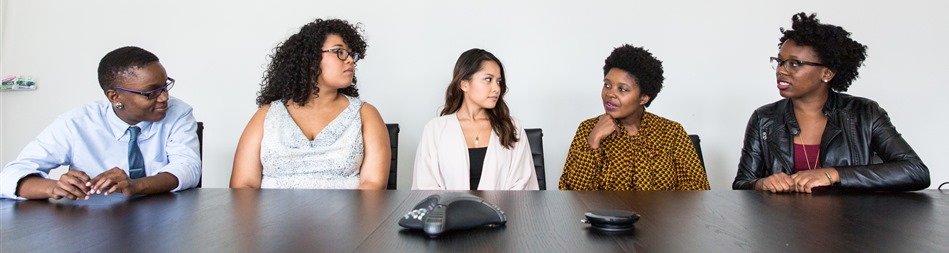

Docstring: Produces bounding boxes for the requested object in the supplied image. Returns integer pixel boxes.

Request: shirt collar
[106,102,155,140]
[610,110,655,135]
[610,110,658,149]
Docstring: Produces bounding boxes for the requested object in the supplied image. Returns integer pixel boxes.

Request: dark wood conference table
[2,189,947,252]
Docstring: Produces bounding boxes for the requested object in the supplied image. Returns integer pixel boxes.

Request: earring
[115,102,124,110]
[823,79,829,83]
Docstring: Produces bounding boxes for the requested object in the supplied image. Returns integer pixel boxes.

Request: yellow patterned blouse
[559,112,710,191]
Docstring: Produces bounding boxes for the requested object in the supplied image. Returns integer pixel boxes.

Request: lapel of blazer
[443,115,472,190]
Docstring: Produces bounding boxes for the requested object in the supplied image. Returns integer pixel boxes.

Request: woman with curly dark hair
[733,13,929,193]
[230,19,390,189]
[412,48,538,190]
[558,45,710,191]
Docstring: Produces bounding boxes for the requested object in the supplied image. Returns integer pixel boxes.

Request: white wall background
[1,0,946,190]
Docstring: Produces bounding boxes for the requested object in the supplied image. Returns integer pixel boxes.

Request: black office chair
[525,128,546,190]
[196,122,204,188]
[688,134,706,171]
[386,124,400,190]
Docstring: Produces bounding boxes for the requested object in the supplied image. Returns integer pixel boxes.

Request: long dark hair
[256,18,367,107]
[441,48,518,149]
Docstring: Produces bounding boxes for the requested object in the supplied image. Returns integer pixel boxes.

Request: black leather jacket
[733,92,930,191]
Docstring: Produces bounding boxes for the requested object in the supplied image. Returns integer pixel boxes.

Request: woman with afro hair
[733,13,929,193]
[558,45,710,191]
[230,19,390,189]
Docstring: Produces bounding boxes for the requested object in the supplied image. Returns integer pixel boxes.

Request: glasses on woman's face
[322,48,361,63]
[113,77,175,100]
[770,57,826,73]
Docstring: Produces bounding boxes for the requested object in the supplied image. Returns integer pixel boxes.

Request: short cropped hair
[97,46,159,91]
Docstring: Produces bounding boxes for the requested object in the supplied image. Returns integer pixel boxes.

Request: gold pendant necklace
[475,136,480,147]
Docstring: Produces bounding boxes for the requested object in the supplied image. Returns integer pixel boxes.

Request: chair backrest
[525,128,546,190]
[196,122,204,188]
[688,134,705,171]
[386,124,400,190]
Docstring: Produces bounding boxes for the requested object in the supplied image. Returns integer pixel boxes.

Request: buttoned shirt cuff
[0,170,48,200]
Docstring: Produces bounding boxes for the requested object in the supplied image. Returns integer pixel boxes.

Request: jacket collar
[778,91,843,160]
[823,90,840,115]
[780,90,841,134]
[819,91,843,152]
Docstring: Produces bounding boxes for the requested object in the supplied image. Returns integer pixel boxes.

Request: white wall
[1,0,946,190]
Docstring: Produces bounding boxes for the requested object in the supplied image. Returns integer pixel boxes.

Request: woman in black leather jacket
[733,12,930,193]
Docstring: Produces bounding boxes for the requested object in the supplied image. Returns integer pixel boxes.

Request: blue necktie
[128,126,145,179]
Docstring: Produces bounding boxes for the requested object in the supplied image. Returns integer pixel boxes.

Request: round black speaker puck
[583,209,640,232]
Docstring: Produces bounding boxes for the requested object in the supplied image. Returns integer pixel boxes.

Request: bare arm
[128,172,179,195]
[87,168,179,196]
[16,176,61,199]
[16,171,90,200]
[357,103,390,190]
[229,105,269,189]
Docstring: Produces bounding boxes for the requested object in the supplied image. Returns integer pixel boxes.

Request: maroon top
[793,144,820,173]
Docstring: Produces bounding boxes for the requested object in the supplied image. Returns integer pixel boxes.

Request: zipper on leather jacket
[762,131,794,174]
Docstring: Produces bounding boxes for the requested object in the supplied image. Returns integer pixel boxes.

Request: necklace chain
[463,115,487,148]
[797,134,820,170]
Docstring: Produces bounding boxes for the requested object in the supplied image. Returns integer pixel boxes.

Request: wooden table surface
[2,189,947,252]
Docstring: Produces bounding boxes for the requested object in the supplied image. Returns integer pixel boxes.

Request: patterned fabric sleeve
[559,118,603,190]
[669,123,711,190]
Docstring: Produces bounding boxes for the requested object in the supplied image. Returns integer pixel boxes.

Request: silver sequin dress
[260,95,364,189]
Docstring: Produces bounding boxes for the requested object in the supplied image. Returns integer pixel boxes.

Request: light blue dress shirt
[0,97,201,199]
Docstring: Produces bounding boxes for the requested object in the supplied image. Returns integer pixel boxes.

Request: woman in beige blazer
[412,48,538,190]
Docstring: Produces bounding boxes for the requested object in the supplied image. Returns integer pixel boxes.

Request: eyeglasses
[113,77,175,100]
[770,57,826,72]
[322,48,361,63]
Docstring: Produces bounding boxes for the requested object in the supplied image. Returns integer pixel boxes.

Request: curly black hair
[779,12,868,92]
[257,18,368,107]
[97,46,159,91]
[603,44,664,107]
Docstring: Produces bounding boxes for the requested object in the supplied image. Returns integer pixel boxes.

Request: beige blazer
[412,114,539,190]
